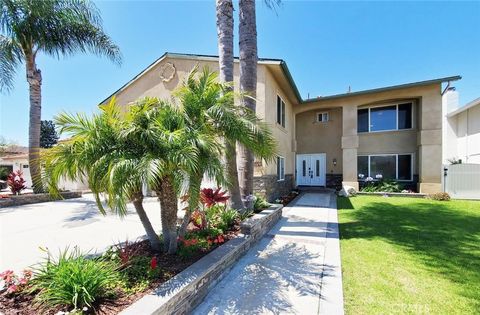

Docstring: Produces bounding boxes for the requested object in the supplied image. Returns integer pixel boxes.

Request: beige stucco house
[102,52,461,200]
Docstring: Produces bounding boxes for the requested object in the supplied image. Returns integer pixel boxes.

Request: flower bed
[0,224,241,315]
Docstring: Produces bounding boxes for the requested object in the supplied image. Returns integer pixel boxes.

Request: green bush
[218,208,238,230]
[428,192,451,201]
[360,180,402,193]
[31,248,119,309]
[118,255,162,294]
[253,195,270,212]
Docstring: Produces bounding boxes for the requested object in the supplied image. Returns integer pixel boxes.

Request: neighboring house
[444,95,480,164]
[102,52,462,200]
[0,145,88,192]
[0,146,32,188]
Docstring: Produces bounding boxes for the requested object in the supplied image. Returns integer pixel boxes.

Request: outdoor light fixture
[333,158,337,167]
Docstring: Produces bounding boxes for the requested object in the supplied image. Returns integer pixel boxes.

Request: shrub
[360,179,402,193]
[429,192,451,201]
[218,208,238,230]
[30,248,119,309]
[117,255,162,293]
[253,195,270,212]
[7,170,26,195]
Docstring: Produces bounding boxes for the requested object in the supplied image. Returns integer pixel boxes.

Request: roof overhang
[301,75,462,104]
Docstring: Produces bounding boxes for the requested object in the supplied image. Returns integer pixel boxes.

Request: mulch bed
[0,225,241,315]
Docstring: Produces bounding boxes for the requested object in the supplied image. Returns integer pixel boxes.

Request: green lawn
[338,196,480,315]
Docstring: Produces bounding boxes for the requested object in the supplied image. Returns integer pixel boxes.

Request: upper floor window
[276,95,285,128]
[316,112,329,123]
[358,102,413,133]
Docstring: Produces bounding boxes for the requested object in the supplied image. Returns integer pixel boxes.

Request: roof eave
[301,75,462,104]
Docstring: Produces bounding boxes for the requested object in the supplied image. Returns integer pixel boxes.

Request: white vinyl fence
[444,163,480,199]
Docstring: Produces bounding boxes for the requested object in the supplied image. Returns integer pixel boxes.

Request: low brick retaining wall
[0,191,82,208]
[121,204,283,315]
[356,192,426,198]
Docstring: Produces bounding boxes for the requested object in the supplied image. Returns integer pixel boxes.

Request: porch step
[297,186,336,193]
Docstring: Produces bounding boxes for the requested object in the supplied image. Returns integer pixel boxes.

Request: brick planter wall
[121,204,283,315]
[0,191,82,208]
[253,174,294,202]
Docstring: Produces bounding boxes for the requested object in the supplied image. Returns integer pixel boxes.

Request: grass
[338,196,480,315]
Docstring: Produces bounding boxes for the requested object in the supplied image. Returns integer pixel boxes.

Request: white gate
[444,164,480,199]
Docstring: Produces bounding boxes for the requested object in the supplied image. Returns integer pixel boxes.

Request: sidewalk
[193,192,344,315]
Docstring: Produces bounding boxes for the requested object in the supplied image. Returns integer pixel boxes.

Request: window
[22,164,29,169]
[358,108,369,132]
[276,95,285,127]
[357,154,413,181]
[357,102,413,133]
[316,112,329,123]
[277,156,285,181]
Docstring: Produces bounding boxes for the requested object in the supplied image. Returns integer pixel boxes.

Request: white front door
[296,154,326,186]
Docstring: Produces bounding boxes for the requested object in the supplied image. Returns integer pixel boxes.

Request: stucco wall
[107,56,295,178]
[294,84,443,193]
[0,157,32,187]
[295,107,343,174]
[262,68,295,177]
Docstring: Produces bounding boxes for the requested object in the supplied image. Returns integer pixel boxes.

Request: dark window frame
[357,153,414,181]
[357,102,413,133]
[276,95,286,128]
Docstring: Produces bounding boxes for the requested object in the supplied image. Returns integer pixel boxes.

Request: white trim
[277,156,285,181]
[358,101,414,133]
[316,111,329,123]
[357,153,414,181]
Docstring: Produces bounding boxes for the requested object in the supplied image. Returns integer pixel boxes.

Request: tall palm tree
[0,0,121,193]
[216,0,244,210]
[238,0,257,199]
[238,0,280,199]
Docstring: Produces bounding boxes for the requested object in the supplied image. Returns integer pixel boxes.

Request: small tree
[7,170,26,195]
[40,120,59,148]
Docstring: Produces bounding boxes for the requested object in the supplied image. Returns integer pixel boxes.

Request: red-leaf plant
[0,269,32,295]
[7,170,27,195]
[200,187,229,208]
[114,240,142,268]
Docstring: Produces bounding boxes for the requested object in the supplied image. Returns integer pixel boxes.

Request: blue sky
[1,1,479,145]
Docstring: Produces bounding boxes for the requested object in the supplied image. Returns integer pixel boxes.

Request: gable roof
[100,52,461,106]
[100,52,302,105]
[447,97,480,117]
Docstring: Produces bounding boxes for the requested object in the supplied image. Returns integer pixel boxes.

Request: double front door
[296,153,326,186]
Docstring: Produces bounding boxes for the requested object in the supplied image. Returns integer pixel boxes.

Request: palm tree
[238,0,280,199]
[175,68,277,234]
[43,101,163,252]
[0,0,121,193]
[216,0,244,210]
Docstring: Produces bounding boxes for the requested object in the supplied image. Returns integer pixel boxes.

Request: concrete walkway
[193,192,344,315]
[0,194,161,272]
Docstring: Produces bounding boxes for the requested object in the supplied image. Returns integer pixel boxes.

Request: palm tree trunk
[26,53,43,193]
[156,175,178,254]
[238,0,257,200]
[216,0,244,210]
[131,192,161,252]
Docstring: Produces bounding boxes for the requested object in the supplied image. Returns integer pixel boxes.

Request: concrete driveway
[0,194,161,272]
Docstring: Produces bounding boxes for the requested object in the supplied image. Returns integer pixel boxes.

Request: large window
[357,154,413,181]
[276,95,285,127]
[277,156,285,181]
[357,102,413,133]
